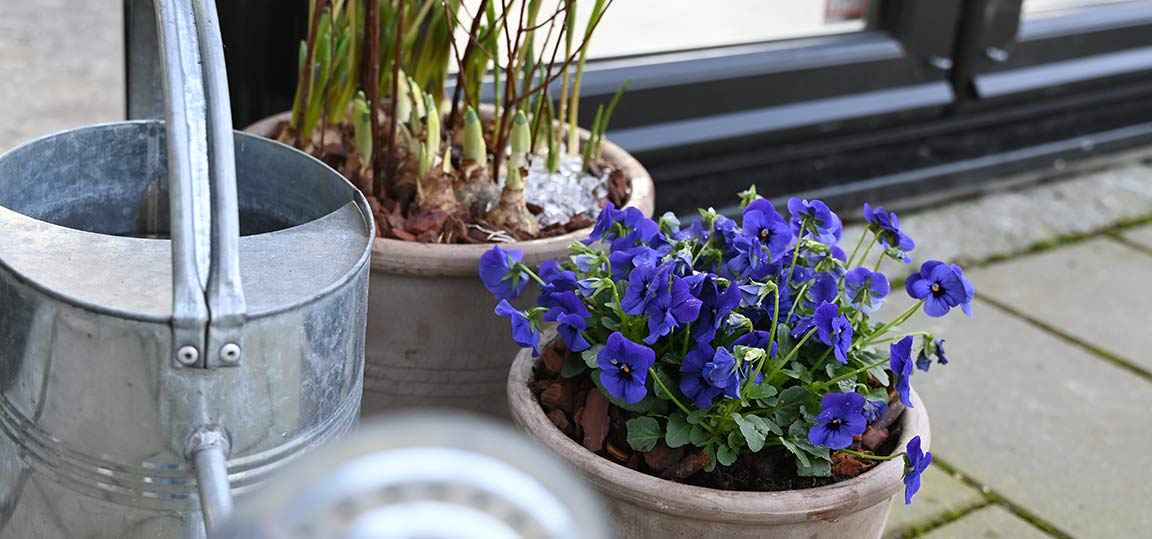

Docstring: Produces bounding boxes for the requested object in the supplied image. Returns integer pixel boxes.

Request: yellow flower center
[931,283,941,293]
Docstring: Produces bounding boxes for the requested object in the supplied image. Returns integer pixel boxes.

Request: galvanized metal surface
[218,413,612,539]
[0,1,374,535]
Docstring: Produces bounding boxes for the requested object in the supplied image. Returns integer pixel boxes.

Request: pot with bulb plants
[486,189,973,538]
[246,0,653,417]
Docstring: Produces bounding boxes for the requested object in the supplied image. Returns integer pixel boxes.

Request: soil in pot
[262,111,634,245]
[531,340,906,492]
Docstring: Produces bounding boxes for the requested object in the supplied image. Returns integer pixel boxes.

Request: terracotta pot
[246,112,655,417]
[507,335,932,539]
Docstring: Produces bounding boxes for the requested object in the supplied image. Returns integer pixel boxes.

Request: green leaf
[591,372,657,413]
[561,352,587,378]
[744,383,778,400]
[716,444,738,467]
[773,386,811,426]
[666,413,692,448]
[776,323,795,356]
[580,344,603,369]
[797,458,832,477]
[732,414,769,452]
[651,369,677,400]
[686,408,710,425]
[867,363,891,387]
[689,425,712,446]
[866,386,889,403]
[599,316,622,332]
[704,445,719,472]
[779,438,811,468]
[626,417,663,452]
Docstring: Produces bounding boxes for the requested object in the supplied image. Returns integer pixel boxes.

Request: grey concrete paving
[0,0,124,153]
[968,238,1152,372]
[915,505,1050,539]
[842,150,1152,275]
[1122,224,1152,250]
[884,467,986,538]
[881,287,1152,538]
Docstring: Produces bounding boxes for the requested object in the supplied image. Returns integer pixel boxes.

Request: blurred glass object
[218,412,611,539]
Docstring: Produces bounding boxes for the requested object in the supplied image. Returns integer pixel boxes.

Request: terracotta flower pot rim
[507,333,932,525]
[244,112,655,277]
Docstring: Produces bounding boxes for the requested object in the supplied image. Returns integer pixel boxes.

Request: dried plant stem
[293,0,326,148]
[382,0,406,197]
[364,0,383,197]
[448,0,492,131]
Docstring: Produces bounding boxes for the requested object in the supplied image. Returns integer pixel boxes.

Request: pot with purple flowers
[489,189,974,538]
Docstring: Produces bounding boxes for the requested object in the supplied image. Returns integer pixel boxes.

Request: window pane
[1024,0,1149,16]
[583,0,870,59]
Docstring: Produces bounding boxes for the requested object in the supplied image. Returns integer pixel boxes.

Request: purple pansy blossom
[479,246,528,300]
[808,392,867,449]
[644,276,703,344]
[688,274,741,345]
[807,273,840,309]
[904,436,932,504]
[788,198,843,244]
[587,203,623,244]
[844,267,891,313]
[680,344,724,408]
[814,301,853,364]
[621,262,672,315]
[597,332,656,403]
[494,300,540,356]
[917,338,948,372]
[537,260,579,308]
[703,347,742,400]
[906,261,975,317]
[742,199,793,261]
[609,246,660,280]
[543,291,592,352]
[863,203,916,261]
[864,399,889,423]
[890,336,914,408]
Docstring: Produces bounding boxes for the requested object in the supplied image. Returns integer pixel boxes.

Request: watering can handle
[155,0,246,369]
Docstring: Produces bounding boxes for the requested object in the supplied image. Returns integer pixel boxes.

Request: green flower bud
[463,107,486,163]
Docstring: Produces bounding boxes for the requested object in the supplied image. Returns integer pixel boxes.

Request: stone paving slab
[0,0,123,153]
[1122,225,1152,250]
[884,467,986,538]
[840,152,1152,273]
[915,505,1050,539]
[966,238,1152,372]
[880,292,1152,539]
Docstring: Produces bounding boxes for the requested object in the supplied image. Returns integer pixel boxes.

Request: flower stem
[650,367,714,434]
[869,331,933,345]
[851,234,879,270]
[519,264,547,286]
[813,357,889,391]
[744,283,781,393]
[846,229,871,268]
[763,327,818,386]
[856,299,925,349]
[838,448,904,461]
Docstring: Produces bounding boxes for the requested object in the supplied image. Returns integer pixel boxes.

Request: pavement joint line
[922,457,1071,539]
[1106,231,1152,258]
[961,214,1152,270]
[893,497,993,539]
[974,294,1152,383]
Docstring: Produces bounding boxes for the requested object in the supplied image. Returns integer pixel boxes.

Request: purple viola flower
[643,275,703,344]
[814,301,853,364]
[596,332,656,403]
[543,291,592,352]
[703,347,742,400]
[863,203,916,259]
[890,335,914,408]
[587,203,623,244]
[864,399,889,423]
[479,245,528,301]
[572,253,600,273]
[727,235,769,279]
[844,267,891,313]
[621,262,672,315]
[537,260,579,308]
[916,337,948,372]
[688,274,741,344]
[742,199,792,260]
[732,330,778,355]
[680,344,724,408]
[903,435,932,504]
[788,198,843,244]
[495,300,540,356]
[610,208,661,252]
[807,272,840,309]
[808,392,867,449]
[609,245,659,280]
[905,261,975,318]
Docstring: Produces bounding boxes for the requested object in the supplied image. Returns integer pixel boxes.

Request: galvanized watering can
[0,0,374,537]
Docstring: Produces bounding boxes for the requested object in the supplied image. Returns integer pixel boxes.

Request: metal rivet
[176,346,200,366]
[220,343,241,364]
